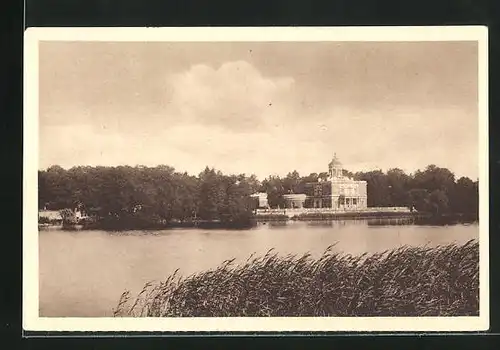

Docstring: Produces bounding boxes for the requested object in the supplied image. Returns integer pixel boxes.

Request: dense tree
[412,165,456,194]
[283,171,301,194]
[39,164,260,227]
[428,189,450,214]
[198,167,225,220]
[59,208,77,224]
[407,189,430,212]
[38,163,479,227]
[261,176,286,209]
[220,175,256,223]
[386,168,411,206]
[354,170,391,207]
[450,177,479,216]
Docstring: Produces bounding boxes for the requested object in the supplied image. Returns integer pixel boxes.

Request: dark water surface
[39,218,479,317]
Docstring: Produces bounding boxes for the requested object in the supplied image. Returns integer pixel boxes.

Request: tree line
[39,165,261,227]
[261,165,478,217]
[38,163,478,227]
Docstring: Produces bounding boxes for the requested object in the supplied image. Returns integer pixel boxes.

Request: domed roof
[328,153,342,168]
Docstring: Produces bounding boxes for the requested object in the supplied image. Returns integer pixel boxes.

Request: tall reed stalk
[114,240,479,317]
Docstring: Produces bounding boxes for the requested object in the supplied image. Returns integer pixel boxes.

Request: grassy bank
[114,240,479,317]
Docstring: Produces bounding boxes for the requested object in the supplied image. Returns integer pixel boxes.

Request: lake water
[39,218,479,317]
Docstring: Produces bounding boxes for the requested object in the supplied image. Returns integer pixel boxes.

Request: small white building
[38,210,63,223]
[283,193,307,209]
[251,192,269,208]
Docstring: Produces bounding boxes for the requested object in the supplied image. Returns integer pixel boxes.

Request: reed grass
[113,240,479,317]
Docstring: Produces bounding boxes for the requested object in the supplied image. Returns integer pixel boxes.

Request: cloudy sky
[39,41,479,180]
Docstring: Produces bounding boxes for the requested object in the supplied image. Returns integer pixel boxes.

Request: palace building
[254,154,368,211]
[305,154,367,210]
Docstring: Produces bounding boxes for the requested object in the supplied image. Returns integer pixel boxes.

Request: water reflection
[259,218,419,228]
[264,221,288,227]
[257,216,478,228]
[412,216,478,226]
[366,217,416,226]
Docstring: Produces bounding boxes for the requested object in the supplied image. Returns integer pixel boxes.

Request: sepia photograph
[23,26,489,332]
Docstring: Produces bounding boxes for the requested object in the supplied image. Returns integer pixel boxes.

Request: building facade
[306,154,368,210]
[38,210,63,224]
[253,154,368,212]
[251,192,269,208]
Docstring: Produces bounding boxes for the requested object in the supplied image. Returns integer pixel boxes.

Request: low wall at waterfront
[254,207,412,219]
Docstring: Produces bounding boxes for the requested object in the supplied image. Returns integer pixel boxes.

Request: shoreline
[258,210,423,221]
[38,211,478,231]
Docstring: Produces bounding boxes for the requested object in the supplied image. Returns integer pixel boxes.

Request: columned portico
[283,194,307,209]
[306,154,368,211]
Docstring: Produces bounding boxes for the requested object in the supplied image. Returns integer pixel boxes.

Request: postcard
[23,26,489,332]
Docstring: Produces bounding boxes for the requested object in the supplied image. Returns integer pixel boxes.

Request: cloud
[39,60,479,180]
[166,61,295,132]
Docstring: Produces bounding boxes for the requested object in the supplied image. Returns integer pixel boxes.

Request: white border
[23,26,489,332]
